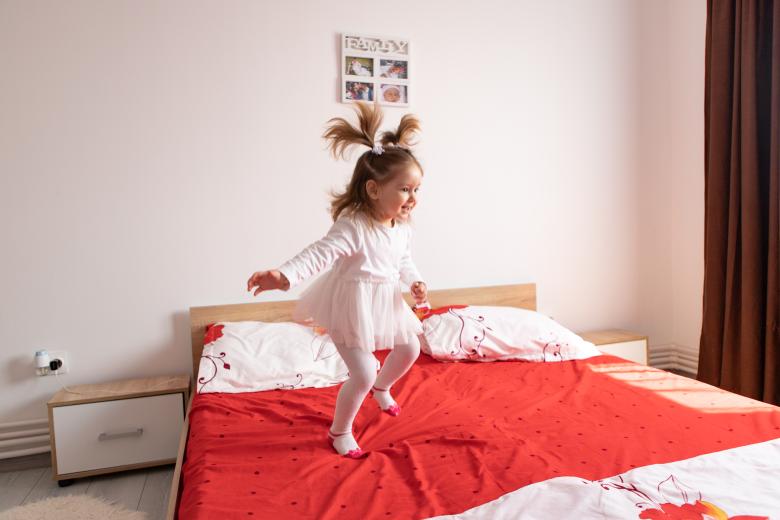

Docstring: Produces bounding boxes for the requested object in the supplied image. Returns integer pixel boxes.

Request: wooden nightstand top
[578,329,647,346]
[47,374,190,407]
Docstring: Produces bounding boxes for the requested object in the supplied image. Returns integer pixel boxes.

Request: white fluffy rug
[0,495,148,520]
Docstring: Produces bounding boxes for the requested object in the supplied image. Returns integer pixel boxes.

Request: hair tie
[371,143,384,155]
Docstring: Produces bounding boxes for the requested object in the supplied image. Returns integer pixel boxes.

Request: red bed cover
[177,353,780,519]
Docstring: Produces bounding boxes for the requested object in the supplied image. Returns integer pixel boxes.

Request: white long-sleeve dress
[278,212,424,352]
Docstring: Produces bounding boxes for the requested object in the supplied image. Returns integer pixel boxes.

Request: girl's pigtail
[326,103,421,222]
[380,114,421,150]
[323,102,384,159]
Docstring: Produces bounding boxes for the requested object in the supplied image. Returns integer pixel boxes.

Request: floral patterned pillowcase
[197,321,350,394]
[420,305,601,363]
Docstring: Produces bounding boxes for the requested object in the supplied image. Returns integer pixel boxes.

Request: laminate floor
[0,464,173,519]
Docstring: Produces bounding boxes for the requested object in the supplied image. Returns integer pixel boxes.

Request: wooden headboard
[188,283,536,380]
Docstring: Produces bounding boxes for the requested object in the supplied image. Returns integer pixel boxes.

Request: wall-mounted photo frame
[341,33,410,107]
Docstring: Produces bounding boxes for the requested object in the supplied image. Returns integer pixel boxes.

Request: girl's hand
[247,270,290,296]
[411,281,427,304]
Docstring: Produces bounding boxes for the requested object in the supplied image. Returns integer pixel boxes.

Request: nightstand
[47,374,190,486]
[578,329,648,365]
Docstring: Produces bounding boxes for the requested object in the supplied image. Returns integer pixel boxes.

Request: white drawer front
[53,393,184,475]
[598,340,647,365]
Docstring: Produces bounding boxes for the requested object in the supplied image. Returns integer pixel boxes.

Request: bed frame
[165,283,536,519]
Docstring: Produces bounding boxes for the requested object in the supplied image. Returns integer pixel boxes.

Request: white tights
[330,335,421,435]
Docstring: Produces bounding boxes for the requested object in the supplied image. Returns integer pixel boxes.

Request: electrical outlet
[47,351,69,375]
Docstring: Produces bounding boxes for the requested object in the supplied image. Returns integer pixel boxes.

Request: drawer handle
[98,427,144,441]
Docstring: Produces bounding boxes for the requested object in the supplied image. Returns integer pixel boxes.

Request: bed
[166,283,780,519]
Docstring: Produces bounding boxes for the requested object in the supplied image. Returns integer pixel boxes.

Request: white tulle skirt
[292,271,422,352]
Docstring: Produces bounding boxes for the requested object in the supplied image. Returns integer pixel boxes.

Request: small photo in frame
[345,56,373,77]
[345,81,374,101]
[379,84,407,104]
[380,59,408,79]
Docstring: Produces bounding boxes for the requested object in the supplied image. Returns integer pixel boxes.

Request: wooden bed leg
[166,386,194,520]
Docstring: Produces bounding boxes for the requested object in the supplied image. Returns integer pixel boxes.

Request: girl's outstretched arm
[274,216,361,291]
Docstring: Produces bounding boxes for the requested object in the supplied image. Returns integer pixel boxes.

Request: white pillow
[197,321,351,394]
[420,305,601,362]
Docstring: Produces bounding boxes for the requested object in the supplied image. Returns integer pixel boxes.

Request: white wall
[0,0,703,424]
[636,0,706,368]
[667,1,706,356]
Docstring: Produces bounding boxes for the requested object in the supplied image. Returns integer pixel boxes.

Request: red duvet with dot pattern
[177,353,780,519]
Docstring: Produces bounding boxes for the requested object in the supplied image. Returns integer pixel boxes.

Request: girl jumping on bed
[246,102,428,459]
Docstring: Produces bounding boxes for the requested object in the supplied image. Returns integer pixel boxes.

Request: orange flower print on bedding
[639,499,767,519]
[597,474,767,520]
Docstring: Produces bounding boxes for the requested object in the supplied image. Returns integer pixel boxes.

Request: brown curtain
[698,0,779,404]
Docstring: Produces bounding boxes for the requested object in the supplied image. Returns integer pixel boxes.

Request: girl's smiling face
[367,165,422,226]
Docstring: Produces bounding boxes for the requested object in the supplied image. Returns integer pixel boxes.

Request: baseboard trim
[0,451,51,472]
[649,343,699,375]
[0,418,51,462]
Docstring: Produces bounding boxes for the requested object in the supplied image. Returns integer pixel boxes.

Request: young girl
[246,102,428,458]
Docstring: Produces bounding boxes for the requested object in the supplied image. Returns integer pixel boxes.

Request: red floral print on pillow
[198,352,231,393]
[419,305,468,321]
[199,324,230,393]
[203,323,225,346]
